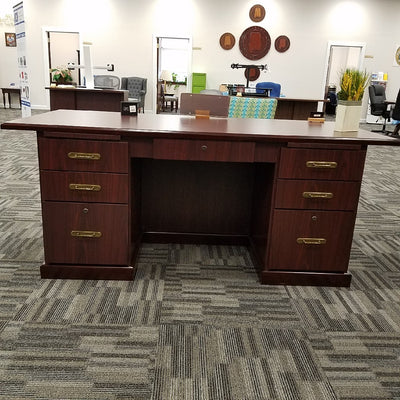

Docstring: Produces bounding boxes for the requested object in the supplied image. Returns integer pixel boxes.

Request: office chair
[368,85,392,134]
[255,82,281,98]
[390,89,400,136]
[93,75,120,89]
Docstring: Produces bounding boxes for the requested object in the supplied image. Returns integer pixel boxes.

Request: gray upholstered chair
[93,75,120,89]
[121,77,147,113]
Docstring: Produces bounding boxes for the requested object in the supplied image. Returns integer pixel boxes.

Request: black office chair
[391,89,400,136]
[368,85,392,134]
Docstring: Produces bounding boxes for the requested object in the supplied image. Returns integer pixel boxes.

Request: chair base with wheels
[368,84,392,135]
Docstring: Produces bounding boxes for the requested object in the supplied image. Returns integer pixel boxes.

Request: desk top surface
[46,87,128,94]
[2,109,399,146]
[1,87,20,92]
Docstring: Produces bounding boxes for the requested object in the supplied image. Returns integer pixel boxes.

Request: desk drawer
[42,202,129,265]
[279,148,366,181]
[40,171,128,203]
[275,180,361,210]
[38,137,128,172]
[268,210,355,272]
[154,139,255,162]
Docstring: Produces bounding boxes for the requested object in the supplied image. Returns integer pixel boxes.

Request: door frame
[152,34,192,113]
[321,41,366,104]
[41,27,81,109]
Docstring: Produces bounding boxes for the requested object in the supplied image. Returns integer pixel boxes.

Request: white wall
[0,0,18,88]
[2,0,399,112]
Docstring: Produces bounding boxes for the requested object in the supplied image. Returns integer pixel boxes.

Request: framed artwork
[275,35,290,53]
[249,4,265,22]
[239,26,271,60]
[219,33,235,50]
[5,32,16,47]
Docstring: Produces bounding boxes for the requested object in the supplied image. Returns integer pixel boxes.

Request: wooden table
[47,87,128,112]
[1,87,21,109]
[2,110,399,286]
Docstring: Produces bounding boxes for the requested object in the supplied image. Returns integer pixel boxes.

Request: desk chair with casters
[93,75,120,89]
[255,82,281,98]
[160,84,178,112]
[368,85,392,134]
[120,77,147,113]
[390,89,400,136]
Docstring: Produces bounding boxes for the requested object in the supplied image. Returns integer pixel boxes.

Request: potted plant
[50,66,73,85]
[335,68,370,132]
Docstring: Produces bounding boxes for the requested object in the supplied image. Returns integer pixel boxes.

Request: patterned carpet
[1,108,400,400]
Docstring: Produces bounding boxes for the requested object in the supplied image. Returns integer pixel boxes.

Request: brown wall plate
[249,4,266,22]
[275,35,290,53]
[219,32,236,50]
[239,26,271,60]
[244,67,260,81]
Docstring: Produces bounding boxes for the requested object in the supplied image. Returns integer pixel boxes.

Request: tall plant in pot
[335,68,369,132]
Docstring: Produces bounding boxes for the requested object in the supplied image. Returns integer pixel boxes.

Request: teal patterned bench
[228,97,277,119]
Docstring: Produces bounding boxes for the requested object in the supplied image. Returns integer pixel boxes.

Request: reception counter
[47,86,128,112]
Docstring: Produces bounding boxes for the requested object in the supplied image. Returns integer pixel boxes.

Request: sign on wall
[13,1,31,117]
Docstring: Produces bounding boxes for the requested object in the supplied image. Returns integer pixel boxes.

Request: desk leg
[2,93,5,109]
[8,93,11,109]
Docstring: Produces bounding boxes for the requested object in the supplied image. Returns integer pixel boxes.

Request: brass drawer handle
[302,191,334,199]
[201,145,208,151]
[306,161,337,169]
[68,152,101,160]
[71,230,102,238]
[297,238,327,245]
[69,183,101,192]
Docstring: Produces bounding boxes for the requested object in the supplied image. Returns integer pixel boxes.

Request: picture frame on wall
[5,32,16,47]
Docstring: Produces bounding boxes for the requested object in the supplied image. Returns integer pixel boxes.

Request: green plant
[337,68,369,102]
[50,66,73,84]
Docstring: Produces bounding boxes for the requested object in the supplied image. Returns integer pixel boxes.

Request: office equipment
[368,85,392,134]
[2,110,399,287]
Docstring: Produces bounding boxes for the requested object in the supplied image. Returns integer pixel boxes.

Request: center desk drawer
[153,139,255,162]
[275,180,361,210]
[38,137,128,173]
[40,171,128,203]
[42,202,129,265]
[279,148,366,181]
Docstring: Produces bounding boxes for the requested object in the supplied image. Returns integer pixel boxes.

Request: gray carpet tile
[1,108,400,399]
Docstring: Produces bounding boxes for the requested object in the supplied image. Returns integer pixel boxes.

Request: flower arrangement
[50,66,73,85]
[337,68,369,102]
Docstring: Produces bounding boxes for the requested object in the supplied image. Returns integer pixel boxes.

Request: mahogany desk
[2,110,399,286]
[47,87,128,112]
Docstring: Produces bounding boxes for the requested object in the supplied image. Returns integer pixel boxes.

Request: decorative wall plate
[275,35,290,53]
[244,67,260,81]
[249,4,266,22]
[239,26,271,60]
[219,32,235,50]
